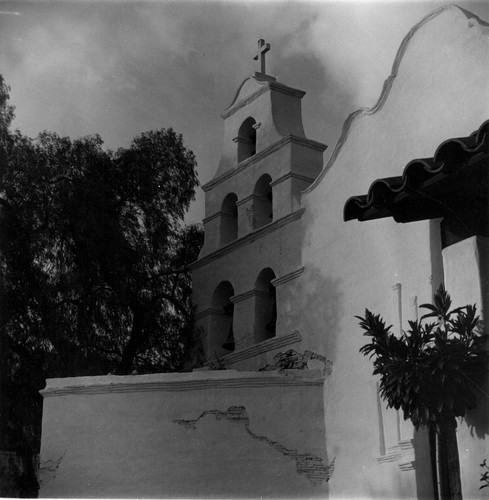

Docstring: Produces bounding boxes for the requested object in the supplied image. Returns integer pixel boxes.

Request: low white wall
[39,369,329,498]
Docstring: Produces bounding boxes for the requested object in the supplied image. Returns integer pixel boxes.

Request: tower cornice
[202,135,326,192]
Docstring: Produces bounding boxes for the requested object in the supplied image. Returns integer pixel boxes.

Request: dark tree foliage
[0,75,203,496]
[2,130,202,376]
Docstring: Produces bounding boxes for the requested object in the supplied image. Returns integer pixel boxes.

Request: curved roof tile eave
[343,119,489,222]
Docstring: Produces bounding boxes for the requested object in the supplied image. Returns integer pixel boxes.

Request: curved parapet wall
[307,5,489,190]
[293,5,489,499]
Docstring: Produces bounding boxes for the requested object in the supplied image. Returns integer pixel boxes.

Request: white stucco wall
[442,236,489,500]
[296,6,489,499]
[39,370,329,498]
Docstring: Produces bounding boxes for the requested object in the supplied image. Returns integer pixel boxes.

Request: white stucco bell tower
[192,40,327,368]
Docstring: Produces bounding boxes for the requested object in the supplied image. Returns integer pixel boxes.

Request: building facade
[39,6,489,498]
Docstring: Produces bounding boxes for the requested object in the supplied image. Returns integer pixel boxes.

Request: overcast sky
[1,0,488,222]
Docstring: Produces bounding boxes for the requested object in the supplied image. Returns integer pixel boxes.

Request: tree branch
[45,174,74,185]
[85,342,122,358]
[146,268,188,283]
[151,291,190,319]
[54,285,113,307]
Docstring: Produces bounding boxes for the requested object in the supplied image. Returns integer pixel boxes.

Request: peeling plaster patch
[377,439,415,471]
[173,406,335,485]
[259,349,333,376]
[38,450,66,487]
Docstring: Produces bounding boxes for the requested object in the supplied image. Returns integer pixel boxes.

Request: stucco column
[271,173,314,220]
[230,290,256,350]
[194,307,231,361]
[442,236,489,500]
[231,287,277,350]
[442,236,489,318]
[236,195,255,237]
[200,213,220,256]
[270,267,305,334]
[253,289,275,342]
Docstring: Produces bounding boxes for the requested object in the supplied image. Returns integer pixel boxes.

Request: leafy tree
[0,75,203,496]
[2,126,202,376]
[357,285,488,499]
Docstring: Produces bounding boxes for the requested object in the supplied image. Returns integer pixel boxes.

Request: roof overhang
[344,121,489,227]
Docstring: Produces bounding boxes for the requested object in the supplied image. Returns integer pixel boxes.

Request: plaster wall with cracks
[173,405,334,486]
[38,450,66,487]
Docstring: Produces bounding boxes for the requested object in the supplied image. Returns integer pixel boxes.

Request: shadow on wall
[294,265,343,362]
[465,375,489,440]
[413,426,436,500]
[465,237,489,439]
[280,265,342,491]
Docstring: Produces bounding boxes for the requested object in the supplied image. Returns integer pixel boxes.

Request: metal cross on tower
[253,39,270,74]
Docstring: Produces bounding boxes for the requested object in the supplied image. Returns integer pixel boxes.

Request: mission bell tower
[192,40,327,369]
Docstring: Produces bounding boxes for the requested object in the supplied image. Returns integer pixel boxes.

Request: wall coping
[214,330,302,366]
[272,267,305,287]
[202,211,222,224]
[270,172,315,187]
[194,307,223,320]
[235,193,258,207]
[230,289,257,304]
[40,367,324,398]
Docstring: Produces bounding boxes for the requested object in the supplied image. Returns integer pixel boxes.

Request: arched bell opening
[210,281,235,356]
[254,268,277,343]
[220,193,238,245]
[236,117,257,163]
[253,174,273,229]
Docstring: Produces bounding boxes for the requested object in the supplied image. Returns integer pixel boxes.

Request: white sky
[1,0,488,222]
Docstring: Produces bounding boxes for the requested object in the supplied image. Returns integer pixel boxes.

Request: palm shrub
[357,285,488,499]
